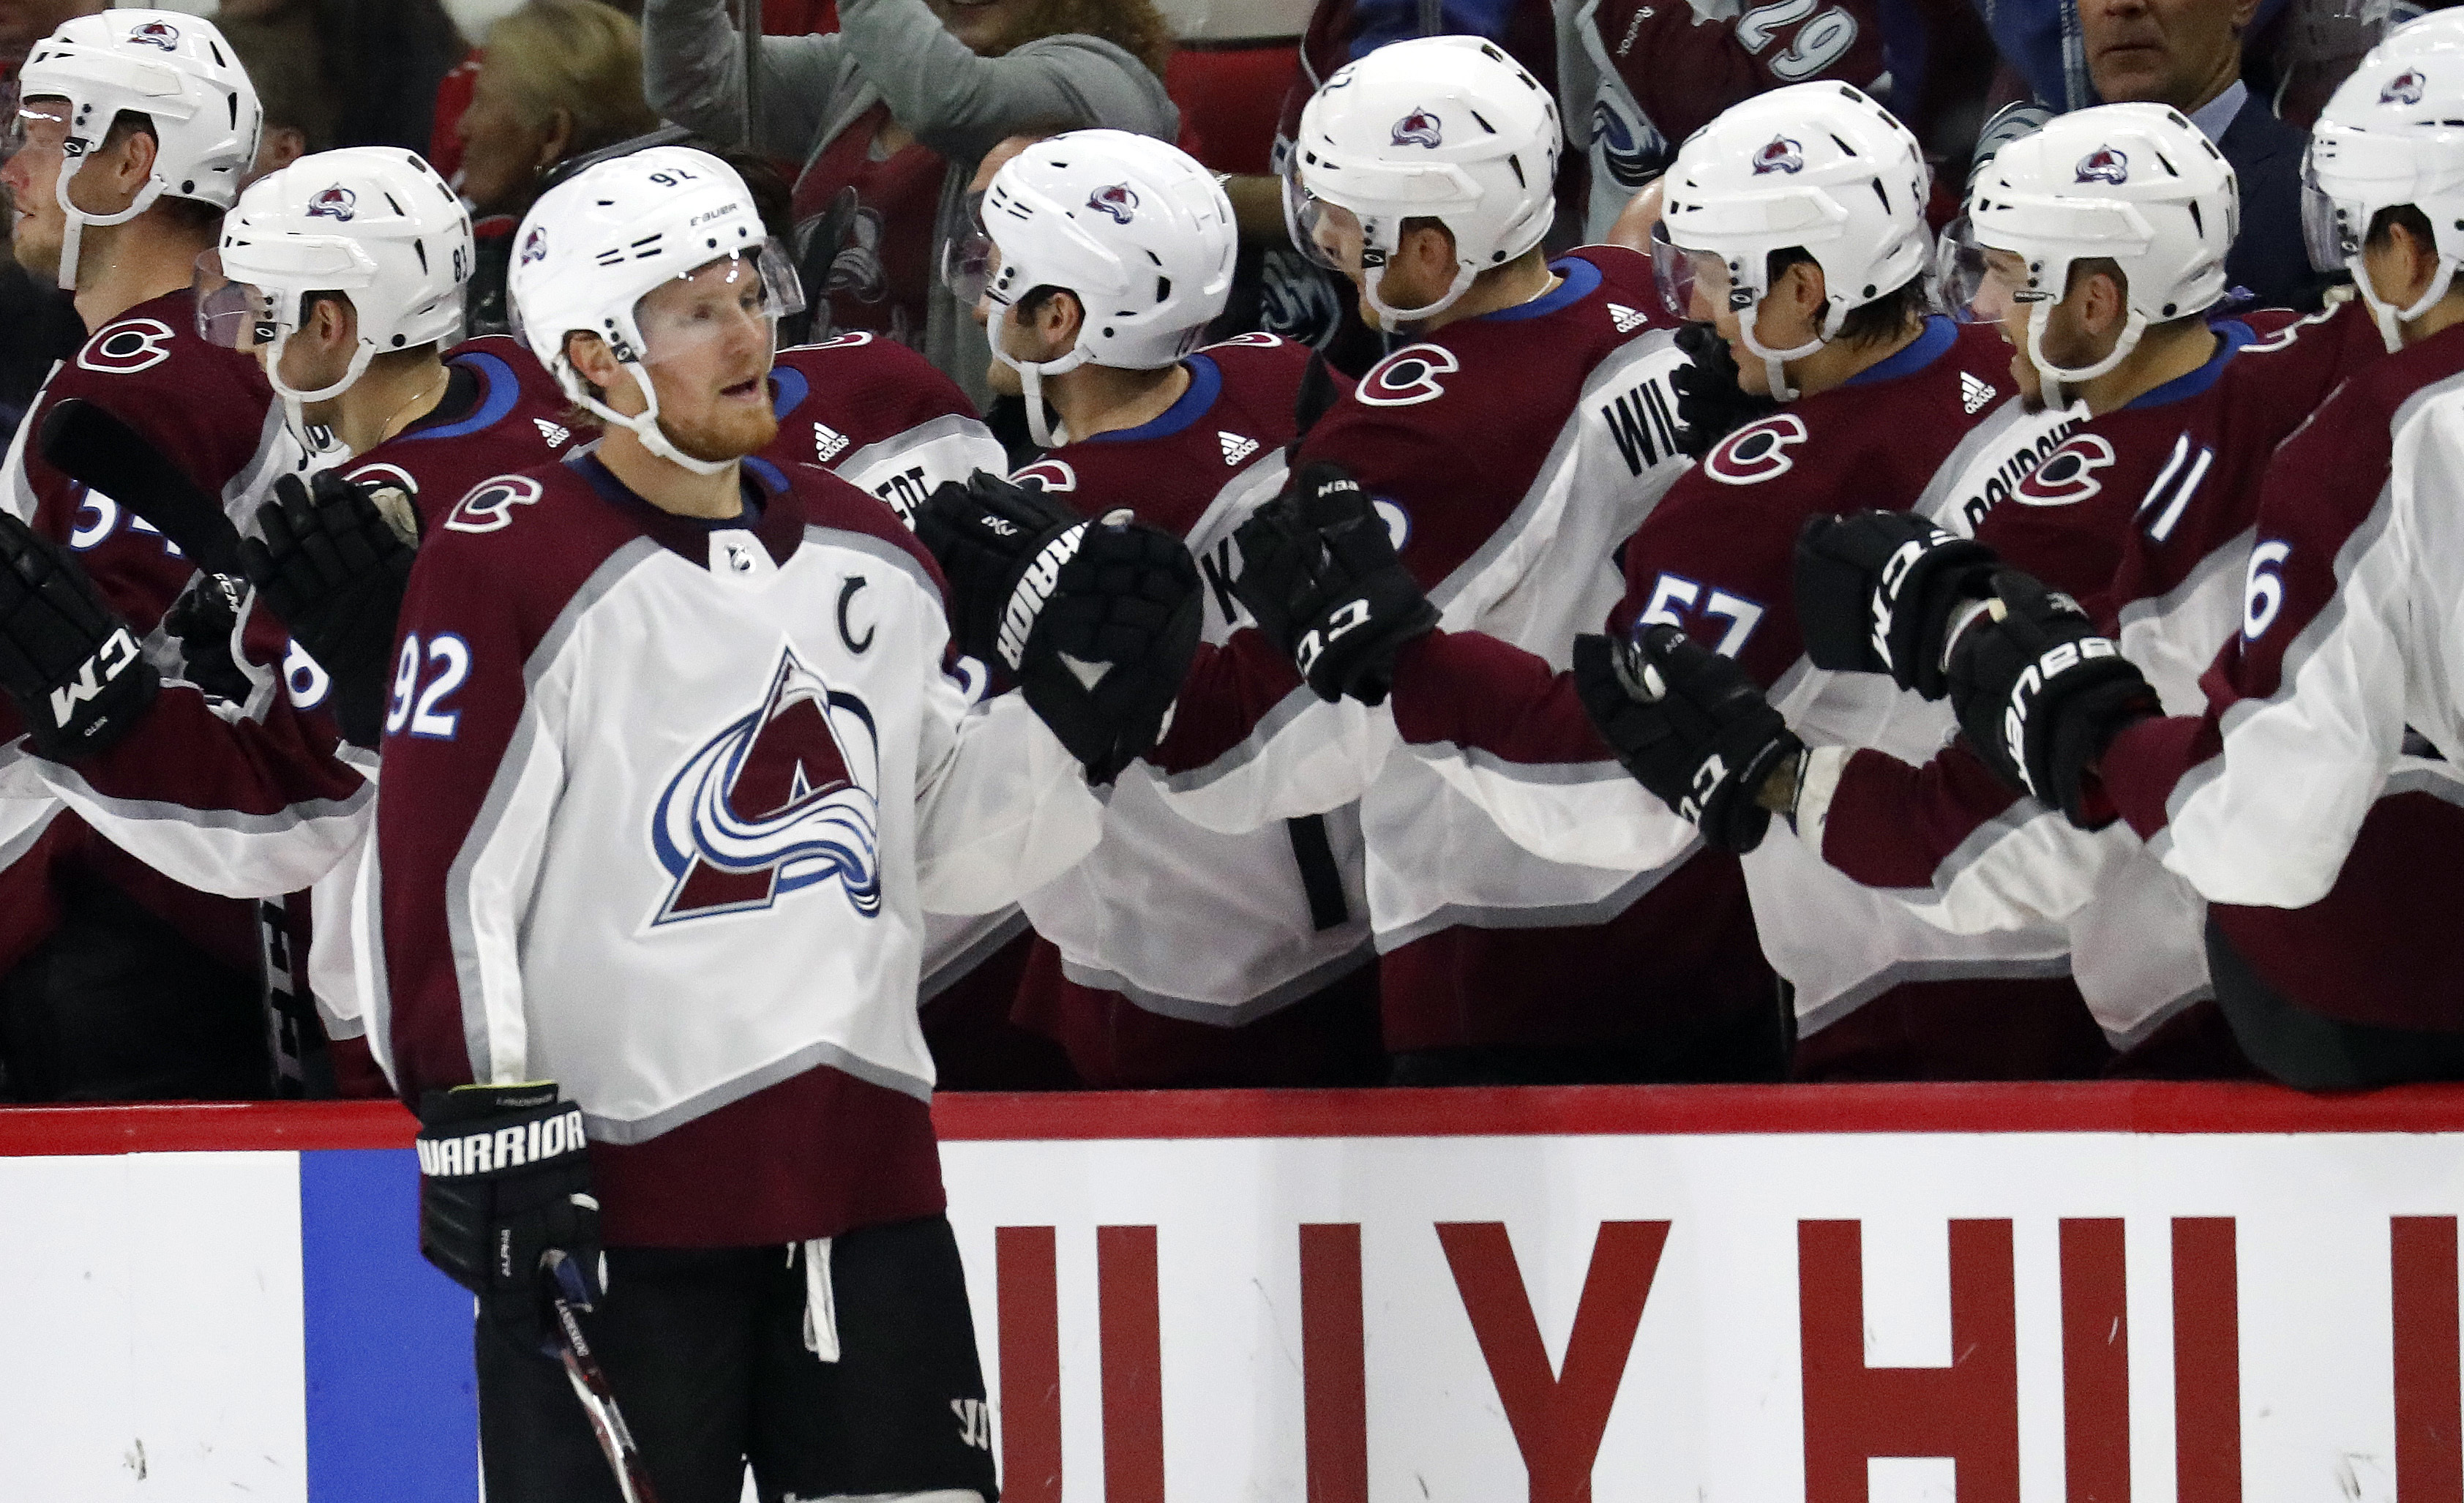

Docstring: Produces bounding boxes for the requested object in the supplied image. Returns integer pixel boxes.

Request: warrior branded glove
[240,471,418,748]
[1232,462,1437,705]
[0,512,157,760]
[1794,511,2001,700]
[1671,321,1780,460]
[161,571,254,705]
[1945,571,2160,828]
[1572,626,1804,854]
[917,472,1203,782]
[416,1082,604,1356]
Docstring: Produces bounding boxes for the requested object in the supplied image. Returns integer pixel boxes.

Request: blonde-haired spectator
[456,0,661,333]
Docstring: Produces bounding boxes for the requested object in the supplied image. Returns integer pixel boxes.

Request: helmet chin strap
[2351,252,2460,354]
[53,162,168,293]
[1358,256,1478,331]
[265,329,378,451]
[2025,299,2146,411]
[567,361,736,477]
[992,325,1091,449]
[1735,299,1826,402]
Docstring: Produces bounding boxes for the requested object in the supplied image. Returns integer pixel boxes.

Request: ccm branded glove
[1572,626,1803,855]
[241,471,418,748]
[1794,511,2001,699]
[1670,321,1780,460]
[1946,571,2160,828]
[1232,462,1437,706]
[416,1082,604,1355]
[0,511,157,760]
[918,471,1203,782]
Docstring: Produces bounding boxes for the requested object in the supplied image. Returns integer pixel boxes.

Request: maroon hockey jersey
[764,332,1004,525]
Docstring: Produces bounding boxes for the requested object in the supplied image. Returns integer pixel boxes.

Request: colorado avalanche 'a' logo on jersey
[1751,138,1804,176]
[2013,432,2116,506]
[1703,413,1810,485]
[2384,70,2428,106]
[2074,147,2130,186]
[1357,342,1459,407]
[1391,109,1445,149]
[127,19,179,49]
[1011,458,1077,492]
[651,648,882,925]
[519,226,548,266]
[1087,184,1139,224]
[307,186,356,221]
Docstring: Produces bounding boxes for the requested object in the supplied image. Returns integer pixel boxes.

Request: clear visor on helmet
[1933,215,1993,321]
[940,192,998,307]
[1649,222,1729,321]
[1,98,70,165]
[629,239,806,367]
[192,249,285,350]
[1281,170,1363,274]
[2300,163,2356,275]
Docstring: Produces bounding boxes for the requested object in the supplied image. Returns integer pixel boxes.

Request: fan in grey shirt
[643,0,1179,411]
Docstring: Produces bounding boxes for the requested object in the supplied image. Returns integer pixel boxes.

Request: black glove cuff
[415,1085,587,1182]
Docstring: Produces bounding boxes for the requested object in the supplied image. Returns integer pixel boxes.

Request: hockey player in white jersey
[924,129,1378,1086]
[373,145,1194,1500]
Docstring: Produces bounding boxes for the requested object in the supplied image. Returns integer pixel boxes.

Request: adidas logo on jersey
[815,423,850,462]
[1218,430,1259,466]
[1961,372,1996,415]
[1608,301,1649,334]
[533,417,570,447]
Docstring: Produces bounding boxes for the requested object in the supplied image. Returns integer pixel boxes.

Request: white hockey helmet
[2307,50,2464,351]
[947,130,1236,446]
[9,9,261,293]
[2376,7,2464,59]
[198,148,473,428]
[1961,103,2236,402]
[1282,34,1559,327]
[1659,82,1931,400]
[509,144,804,475]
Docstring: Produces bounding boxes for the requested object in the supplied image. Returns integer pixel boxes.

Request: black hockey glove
[1794,511,2001,700]
[37,397,245,575]
[1671,321,1780,460]
[161,571,254,705]
[915,469,1083,667]
[1946,571,2160,828]
[240,471,418,749]
[1572,626,1803,854]
[0,511,158,760]
[416,1082,604,1357]
[1232,462,1437,705]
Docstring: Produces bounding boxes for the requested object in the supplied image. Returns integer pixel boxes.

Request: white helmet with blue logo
[1283,34,1560,328]
[2309,49,2464,350]
[199,148,473,420]
[1967,102,2236,396]
[1660,82,1930,400]
[12,7,262,291]
[947,129,1235,445]
[508,143,804,476]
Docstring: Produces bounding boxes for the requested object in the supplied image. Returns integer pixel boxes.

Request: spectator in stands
[643,0,1179,409]
[214,1,463,156]
[454,0,659,334]
[2081,0,2315,306]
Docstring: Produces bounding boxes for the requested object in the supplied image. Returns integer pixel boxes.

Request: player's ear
[1401,220,1456,284]
[1780,258,1827,323]
[563,331,632,406]
[1036,290,1084,352]
[318,294,359,352]
[109,122,159,199]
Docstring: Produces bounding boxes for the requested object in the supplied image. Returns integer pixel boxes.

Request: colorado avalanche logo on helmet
[306,186,356,222]
[1087,183,1139,225]
[127,19,179,49]
[2075,146,2130,185]
[1751,137,1804,176]
[2384,70,2428,106]
[651,648,883,925]
[1391,109,1444,149]
[519,226,548,266]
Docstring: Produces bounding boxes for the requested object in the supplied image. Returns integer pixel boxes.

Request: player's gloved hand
[1945,571,2160,828]
[161,571,254,705]
[239,471,418,748]
[0,511,157,760]
[1794,511,2001,700]
[1572,625,1804,854]
[1232,462,1437,705]
[915,469,1085,668]
[1671,321,1780,460]
[416,1082,604,1356]
[1019,511,1205,783]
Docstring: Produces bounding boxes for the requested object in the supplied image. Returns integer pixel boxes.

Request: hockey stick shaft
[543,1251,662,1503]
[37,399,246,575]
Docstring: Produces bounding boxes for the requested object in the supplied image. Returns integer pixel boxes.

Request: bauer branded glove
[1794,511,2001,699]
[241,471,418,748]
[1945,571,2160,828]
[1572,626,1803,854]
[1670,321,1780,460]
[1232,462,1437,706]
[0,511,157,760]
[416,1082,604,1356]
